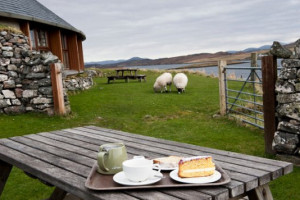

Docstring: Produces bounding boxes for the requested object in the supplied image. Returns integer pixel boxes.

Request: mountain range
[85,43,291,68]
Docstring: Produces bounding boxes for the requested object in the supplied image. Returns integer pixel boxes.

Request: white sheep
[173,73,188,94]
[153,72,173,93]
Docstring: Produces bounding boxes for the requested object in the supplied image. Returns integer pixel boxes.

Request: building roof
[0,0,85,40]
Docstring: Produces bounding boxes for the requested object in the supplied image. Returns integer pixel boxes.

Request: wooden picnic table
[107,68,146,83]
[0,126,293,200]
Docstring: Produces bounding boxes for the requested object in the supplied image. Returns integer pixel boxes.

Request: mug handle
[153,163,161,173]
[98,152,109,172]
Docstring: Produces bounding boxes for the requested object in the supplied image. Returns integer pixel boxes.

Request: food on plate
[178,156,215,178]
[153,156,183,168]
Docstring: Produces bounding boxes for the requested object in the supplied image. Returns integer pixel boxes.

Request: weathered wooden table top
[0,126,293,200]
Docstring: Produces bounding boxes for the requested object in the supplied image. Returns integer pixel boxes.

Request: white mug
[122,156,160,182]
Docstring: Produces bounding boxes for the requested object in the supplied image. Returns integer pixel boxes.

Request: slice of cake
[178,156,215,178]
[153,156,183,168]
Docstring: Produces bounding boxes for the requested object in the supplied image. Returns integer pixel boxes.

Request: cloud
[37,0,300,62]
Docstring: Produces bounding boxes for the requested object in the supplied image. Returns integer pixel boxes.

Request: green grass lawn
[0,69,299,199]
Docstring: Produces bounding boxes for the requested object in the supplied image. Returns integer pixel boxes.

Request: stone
[41,52,58,65]
[293,39,300,59]
[11,99,21,106]
[297,69,300,78]
[277,102,300,120]
[277,93,300,103]
[8,71,18,78]
[2,90,16,99]
[38,78,52,86]
[3,80,15,89]
[275,80,295,94]
[278,67,297,79]
[85,70,98,77]
[7,64,17,71]
[0,31,7,36]
[0,74,8,82]
[295,83,300,92]
[10,58,21,65]
[27,80,39,89]
[34,104,51,109]
[26,73,46,79]
[272,131,299,154]
[0,94,3,99]
[4,106,26,114]
[38,87,52,95]
[15,88,23,98]
[27,58,42,66]
[32,65,47,73]
[2,51,13,58]
[1,46,13,51]
[0,58,10,66]
[278,121,300,134]
[281,59,300,68]
[31,97,52,104]
[0,99,9,108]
[22,90,38,98]
[270,41,293,58]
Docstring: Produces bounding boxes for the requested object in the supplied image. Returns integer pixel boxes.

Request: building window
[29,28,49,52]
[37,30,48,47]
[30,29,36,49]
[61,33,70,69]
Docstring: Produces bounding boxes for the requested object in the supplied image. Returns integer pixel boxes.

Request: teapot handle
[98,152,109,172]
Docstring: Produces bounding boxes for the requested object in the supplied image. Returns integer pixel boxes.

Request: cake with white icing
[153,156,183,168]
[178,156,215,178]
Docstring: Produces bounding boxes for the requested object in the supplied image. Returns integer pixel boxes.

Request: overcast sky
[38,0,300,62]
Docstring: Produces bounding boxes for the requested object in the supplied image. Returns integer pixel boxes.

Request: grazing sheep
[153,72,173,93]
[173,73,188,93]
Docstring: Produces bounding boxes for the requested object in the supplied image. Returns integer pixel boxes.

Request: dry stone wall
[271,40,300,157]
[0,31,70,115]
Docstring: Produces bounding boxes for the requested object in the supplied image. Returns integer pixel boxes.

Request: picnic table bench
[107,68,146,83]
[0,126,293,200]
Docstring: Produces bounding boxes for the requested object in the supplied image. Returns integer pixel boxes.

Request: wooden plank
[218,60,227,116]
[262,55,277,155]
[49,187,67,200]
[48,29,63,63]
[159,188,212,200]
[0,145,138,200]
[226,170,258,191]
[0,139,90,177]
[77,38,84,71]
[0,160,12,196]
[124,190,181,200]
[85,126,292,174]
[67,33,80,71]
[10,136,94,167]
[50,63,66,115]
[70,128,275,181]
[251,53,258,81]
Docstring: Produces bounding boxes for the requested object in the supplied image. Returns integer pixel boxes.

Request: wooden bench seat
[107,75,146,83]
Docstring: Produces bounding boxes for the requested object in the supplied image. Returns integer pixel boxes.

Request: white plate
[153,165,177,171]
[169,169,221,184]
[113,170,163,186]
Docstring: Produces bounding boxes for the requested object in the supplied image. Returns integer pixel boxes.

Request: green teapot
[97,143,127,174]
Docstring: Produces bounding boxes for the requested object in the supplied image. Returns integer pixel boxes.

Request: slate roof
[0,0,85,39]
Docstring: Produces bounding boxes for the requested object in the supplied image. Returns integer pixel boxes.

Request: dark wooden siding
[77,38,84,70]
[67,33,80,71]
[49,29,63,62]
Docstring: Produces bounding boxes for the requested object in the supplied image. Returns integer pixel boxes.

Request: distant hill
[85,42,294,69]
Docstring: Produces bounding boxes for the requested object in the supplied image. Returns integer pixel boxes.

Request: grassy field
[0,69,299,200]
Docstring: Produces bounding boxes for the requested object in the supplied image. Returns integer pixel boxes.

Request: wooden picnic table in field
[0,126,293,200]
[107,68,146,83]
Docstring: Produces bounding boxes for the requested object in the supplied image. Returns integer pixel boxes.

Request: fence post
[251,53,257,81]
[50,63,66,115]
[218,60,227,116]
[262,56,277,155]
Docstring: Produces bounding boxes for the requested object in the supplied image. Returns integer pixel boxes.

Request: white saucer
[170,169,221,184]
[113,170,163,186]
[153,165,177,171]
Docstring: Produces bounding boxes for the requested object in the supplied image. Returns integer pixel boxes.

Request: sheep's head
[153,82,161,92]
[177,88,184,94]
